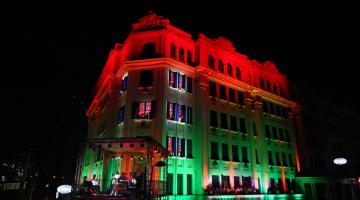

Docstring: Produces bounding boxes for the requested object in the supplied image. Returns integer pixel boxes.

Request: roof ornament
[132,11,164,32]
[214,37,236,52]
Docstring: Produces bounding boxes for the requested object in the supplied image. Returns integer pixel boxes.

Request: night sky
[2,0,359,182]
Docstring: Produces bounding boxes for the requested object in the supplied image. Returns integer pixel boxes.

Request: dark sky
[1,0,359,180]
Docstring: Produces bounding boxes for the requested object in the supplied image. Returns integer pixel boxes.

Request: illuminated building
[75,11,303,197]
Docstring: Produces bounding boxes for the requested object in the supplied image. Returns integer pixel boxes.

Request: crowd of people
[205,186,260,195]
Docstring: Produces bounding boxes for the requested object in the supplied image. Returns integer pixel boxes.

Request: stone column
[253,94,269,193]
[244,92,258,189]
[194,70,209,194]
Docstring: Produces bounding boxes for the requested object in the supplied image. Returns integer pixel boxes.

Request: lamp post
[149,161,167,199]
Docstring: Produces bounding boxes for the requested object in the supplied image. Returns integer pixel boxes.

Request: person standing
[91,174,99,193]
[110,172,120,196]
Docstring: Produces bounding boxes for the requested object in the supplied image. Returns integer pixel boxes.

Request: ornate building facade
[77,12,303,197]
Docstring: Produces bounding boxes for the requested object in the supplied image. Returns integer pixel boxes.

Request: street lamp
[149,161,167,199]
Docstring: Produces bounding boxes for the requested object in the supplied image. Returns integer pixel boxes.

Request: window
[282,152,288,166]
[167,137,186,157]
[265,125,271,139]
[227,63,233,76]
[169,70,178,88]
[117,107,125,124]
[234,176,240,188]
[288,154,293,167]
[179,47,185,62]
[187,139,193,158]
[232,145,239,162]
[208,55,215,69]
[142,42,156,58]
[275,152,281,165]
[260,77,264,89]
[276,105,281,117]
[238,91,244,105]
[222,176,230,189]
[239,118,247,134]
[139,70,153,87]
[210,110,218,127]
[187,174,192,195]
[167,136,177,156]
[229,88,235,102]
[230,115,237,131]
[284,129,290,142]
[187,77,193,93]
[255,149,260,164]
[279,128,284,141]
[253,122,257,136]
[218,59,224,73]
[269,102,275,115]
[177,138,185,157]
[209,81,217,97]
[222,143,229,161]
[177,174,183,195]
[241,146,248,163]
[211,142,219,160]
[273,84,277,94]
[220,113,228,129]
[169,70,186,91]
[187,50,192,65]
[168,173,173,194]
[186,107,193,124]
[268,151,274,165]
[212,175,220,188]
[219,85,226,100]
[279,86,284,96]
[178,73,186,91]
[236,67,241,80]
[263,100,268,113]
[120,74,128,92]
[272,127,278,140]
[132,101,154,119]
[266,80,271,92]
[170,43,176,58]
[167,102,187,123]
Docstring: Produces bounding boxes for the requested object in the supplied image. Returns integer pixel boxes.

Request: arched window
[208,55,215,69]
[170,43,176,59]
[279,86,284,96]
[236,67,241,80]
[273,84,277,94]
[227,63,233,76]
[218,59,224,73]
[260,77,264,89]
[266,80,271,92]
[187,50,192,65]
[142,42,156,58]
[179,47,185,62]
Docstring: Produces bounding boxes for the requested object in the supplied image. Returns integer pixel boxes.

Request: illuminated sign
[333,158,347,165]
[57,184,72,194]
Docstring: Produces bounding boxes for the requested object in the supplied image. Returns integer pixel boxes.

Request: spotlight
[140,155,144,160]
[154,148,158,153]
[130,155,134,160]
